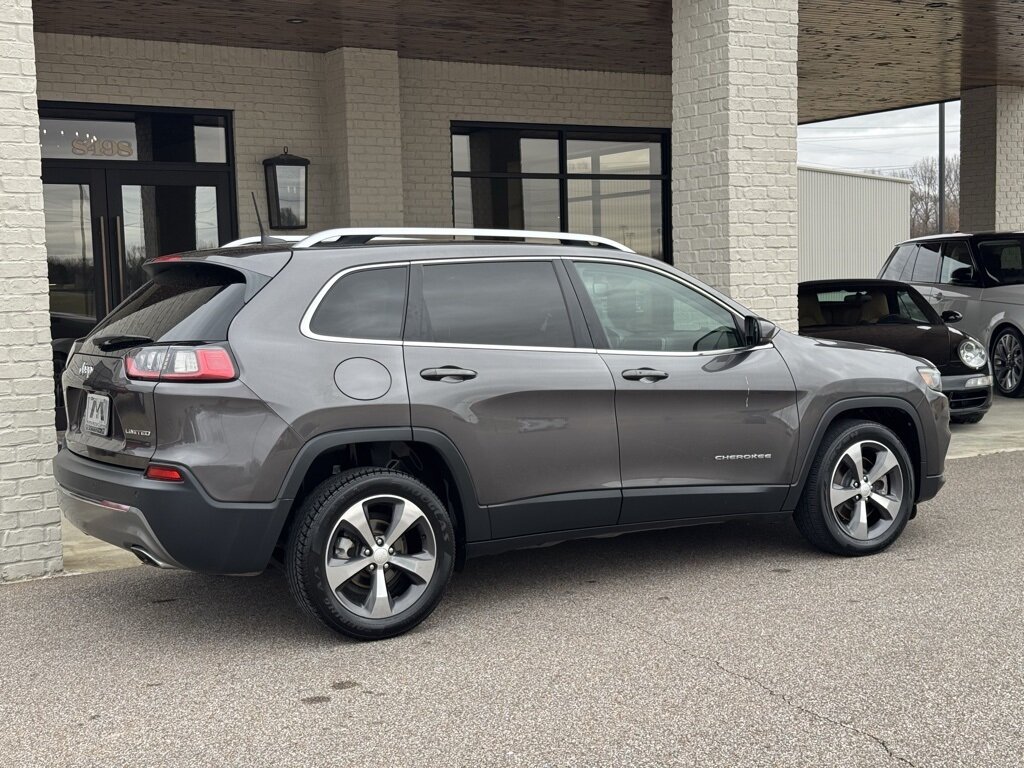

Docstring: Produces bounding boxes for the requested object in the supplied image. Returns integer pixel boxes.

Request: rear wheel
[992,326,1024,397]
[794,420,914,556]
[286,468,455,640]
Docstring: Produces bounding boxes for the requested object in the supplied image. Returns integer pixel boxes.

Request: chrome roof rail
[291,227,635,253]
[223,235,305,247]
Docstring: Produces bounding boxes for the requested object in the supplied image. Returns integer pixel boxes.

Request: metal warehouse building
[2,0,1023,579]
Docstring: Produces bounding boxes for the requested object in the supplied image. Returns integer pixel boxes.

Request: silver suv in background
[55,228,950,640]
[879,233,1024,397]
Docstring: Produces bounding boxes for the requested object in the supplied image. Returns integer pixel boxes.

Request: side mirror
[744,315,763,346]
[949,267,976,286]
[941,309,963,324]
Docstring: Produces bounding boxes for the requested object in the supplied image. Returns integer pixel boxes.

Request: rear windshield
[82,264,245,354]
[977,239,1024,285]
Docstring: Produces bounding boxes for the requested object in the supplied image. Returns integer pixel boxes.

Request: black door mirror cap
[743,315,775,346]
[941,309,964,324]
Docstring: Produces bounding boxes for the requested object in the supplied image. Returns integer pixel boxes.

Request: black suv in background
[55,229,950,640]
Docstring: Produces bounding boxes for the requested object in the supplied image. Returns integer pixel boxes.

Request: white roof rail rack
[223,235,306,247]
[291,227,635,253]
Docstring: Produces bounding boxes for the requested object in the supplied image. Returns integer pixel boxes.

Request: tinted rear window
[410,261,574,348]
[308,266,408,339]
[83,265,245,353]
[881,244,916,280]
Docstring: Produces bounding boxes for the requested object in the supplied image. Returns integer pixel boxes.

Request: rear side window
[308,266,408,340]
[83,264,245,353]
[881,244,916,280]
[910,242,941,283]
[410,261,574,348]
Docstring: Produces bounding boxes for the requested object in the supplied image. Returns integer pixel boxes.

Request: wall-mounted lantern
[263,147,309,229]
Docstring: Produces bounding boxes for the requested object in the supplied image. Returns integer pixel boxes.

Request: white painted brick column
[324,47,404,226]
[0,0,62,581]
[671,0,799,328]
[960,85,1024,232]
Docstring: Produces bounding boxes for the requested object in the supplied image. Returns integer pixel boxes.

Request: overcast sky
[798,101,960,174]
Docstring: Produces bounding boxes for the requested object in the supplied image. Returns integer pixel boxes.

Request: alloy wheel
[828,440,904,542]
[323,494,437,619]
[993,331,1023,394]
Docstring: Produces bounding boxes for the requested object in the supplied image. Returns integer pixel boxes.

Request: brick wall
[0,0,62,581]
[398,59,671,227]
[671,0,799,328]
[961,85,1024,232]
[34,34,329,236]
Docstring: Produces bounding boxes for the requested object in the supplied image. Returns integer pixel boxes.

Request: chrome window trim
[299,254,771,358]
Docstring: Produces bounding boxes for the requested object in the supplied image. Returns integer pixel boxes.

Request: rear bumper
[54,447,289,574]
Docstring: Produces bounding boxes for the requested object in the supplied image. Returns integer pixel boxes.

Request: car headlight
[918,366,942,391]
[958,338,987,370]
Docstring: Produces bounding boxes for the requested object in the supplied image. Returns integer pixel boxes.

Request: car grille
[948,389,990,411]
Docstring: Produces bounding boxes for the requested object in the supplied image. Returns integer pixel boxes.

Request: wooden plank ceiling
[31,0,1024,122]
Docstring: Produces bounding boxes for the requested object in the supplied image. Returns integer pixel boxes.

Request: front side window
[977,239,1024,285]
[939,241,976,285]
[410,261,574,348]
[574,261,741,352]
[308,266,408,339]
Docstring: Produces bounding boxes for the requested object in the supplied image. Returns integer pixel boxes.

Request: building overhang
[31,0,1024,122]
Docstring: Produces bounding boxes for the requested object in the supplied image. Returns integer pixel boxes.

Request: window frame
[938,238,980,286]
[299,255,756,357]
[908,241,942,284]
[565,257,752,356]
[451,121,671,261]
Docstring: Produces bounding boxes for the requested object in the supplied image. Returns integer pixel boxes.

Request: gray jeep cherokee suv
[55,228,950,640]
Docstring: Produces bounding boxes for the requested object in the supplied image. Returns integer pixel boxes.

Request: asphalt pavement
[1,452,1022,767]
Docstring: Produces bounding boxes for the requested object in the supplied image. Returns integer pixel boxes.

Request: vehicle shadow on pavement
[79,513,815,645]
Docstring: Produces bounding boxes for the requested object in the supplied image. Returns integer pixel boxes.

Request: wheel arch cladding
[787,398,924,509]
[272,428,487,561]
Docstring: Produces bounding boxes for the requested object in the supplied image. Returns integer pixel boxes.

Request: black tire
[794,419,915,556]
[286,467,455,640]
[991,326,1024,398]
[951,412,985,425]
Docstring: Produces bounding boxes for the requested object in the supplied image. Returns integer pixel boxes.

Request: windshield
[976,239,1024,285]
[799,285,940,328]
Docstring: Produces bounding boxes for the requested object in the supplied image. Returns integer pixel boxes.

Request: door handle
[115,215,127,297]
[420,366,478,382]
[934,290,944,300]
[622,368,669,382]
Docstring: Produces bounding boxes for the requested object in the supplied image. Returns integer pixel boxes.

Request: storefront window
[452,124,669,259]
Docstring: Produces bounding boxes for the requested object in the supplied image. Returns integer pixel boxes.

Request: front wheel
[991,327,1024,397]
[794,420,914,556]
[286,468,455,640]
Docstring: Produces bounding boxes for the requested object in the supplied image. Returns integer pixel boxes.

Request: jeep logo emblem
[78,362,94,377]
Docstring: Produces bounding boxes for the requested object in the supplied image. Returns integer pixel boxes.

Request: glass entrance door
[43,166,234,428]
[106,169,232,297]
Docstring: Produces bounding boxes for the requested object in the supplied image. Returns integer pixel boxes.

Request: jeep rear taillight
[125,346,237,382]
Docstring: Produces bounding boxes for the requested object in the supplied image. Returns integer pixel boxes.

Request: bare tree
[875,154,960,237]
